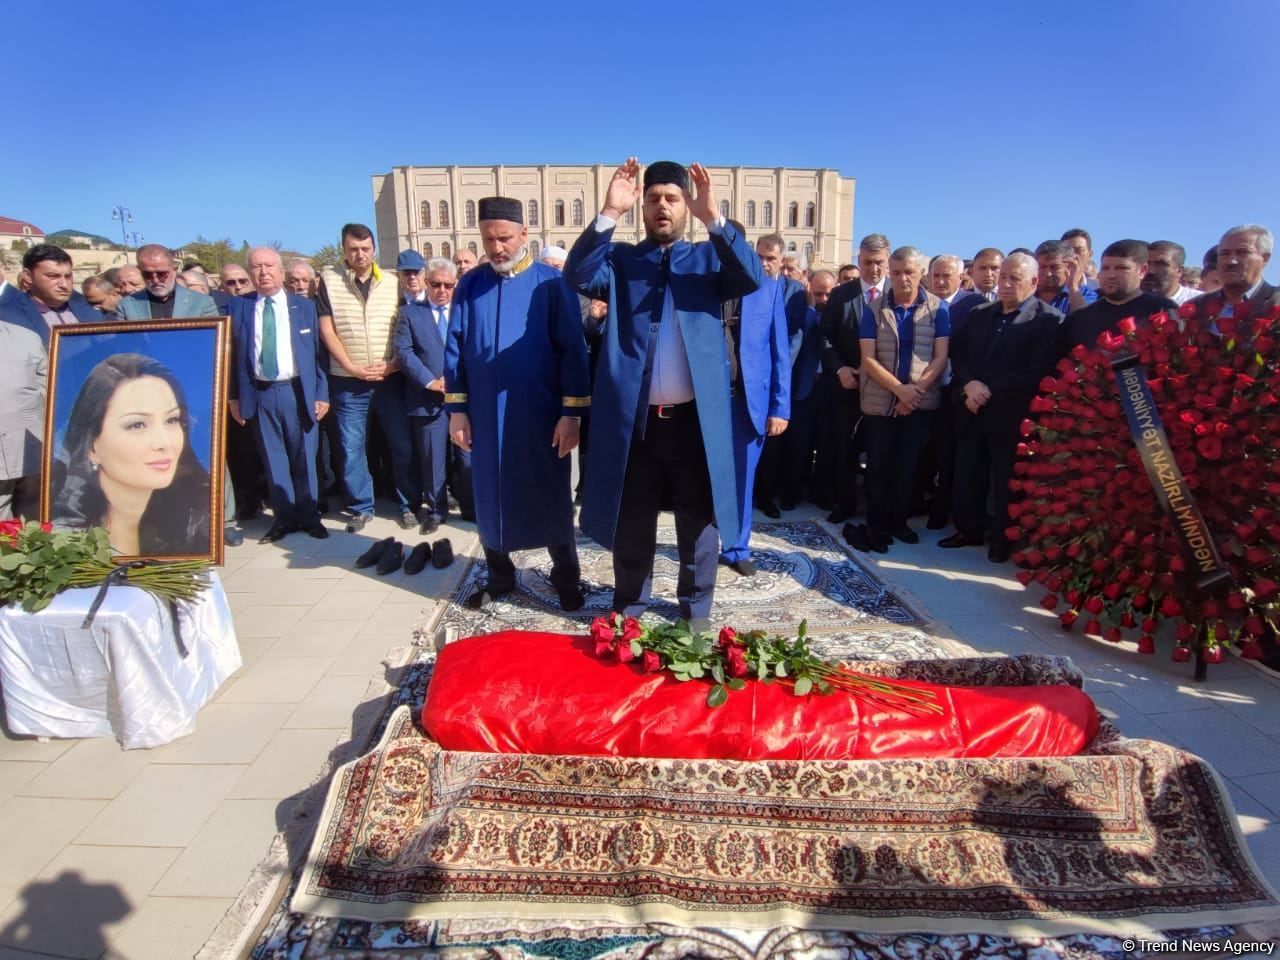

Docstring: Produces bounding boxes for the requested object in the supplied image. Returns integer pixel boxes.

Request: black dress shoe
[458,512,476,523]
[842,523,871,552]
[465,579,513,609]
[258,523,293,545]
[868,529,891,554]
[756,501,781,519]
[355,536,395,568]
[304,522,329,539]
[892,524,920,545]
[988,542,1012,564]
[827,509,851,524]
[223,526,243,547]
[403,541,432,575]
[557,582,586,612]
[938,531,984,548]
[430,538,454,568]
[398,510,417,530]
[345,513,373,533]
[376,540,404,575]
[417,508,440,536]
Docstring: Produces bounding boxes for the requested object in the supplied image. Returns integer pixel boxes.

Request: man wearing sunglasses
[119,244,219,321]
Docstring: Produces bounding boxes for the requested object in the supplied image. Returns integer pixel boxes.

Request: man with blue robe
[566,159,763,625]
[718,227,791,576]
[444,196,591,611]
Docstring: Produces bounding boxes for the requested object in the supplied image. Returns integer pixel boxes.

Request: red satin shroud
[421,631,1100,761]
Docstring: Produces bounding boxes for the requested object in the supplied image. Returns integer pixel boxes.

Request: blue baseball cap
[395,250,425,273]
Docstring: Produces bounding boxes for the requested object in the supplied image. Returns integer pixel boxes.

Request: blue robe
[566,220,763,550]
[443,258,590,553]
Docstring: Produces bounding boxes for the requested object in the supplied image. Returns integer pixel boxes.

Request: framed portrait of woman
[40,319,230,564]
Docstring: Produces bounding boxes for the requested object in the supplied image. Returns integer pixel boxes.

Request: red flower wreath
[1011,301,1280,668]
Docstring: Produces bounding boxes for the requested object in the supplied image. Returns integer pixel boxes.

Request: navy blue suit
[567,218,762,621]
[394,298,464,521]
[722,276,790,563]
[228,292,328,528]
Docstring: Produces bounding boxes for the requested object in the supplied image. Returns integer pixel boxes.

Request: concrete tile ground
[0,505,1278,958]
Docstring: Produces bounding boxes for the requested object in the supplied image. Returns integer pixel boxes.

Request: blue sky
[7,0,1277,267]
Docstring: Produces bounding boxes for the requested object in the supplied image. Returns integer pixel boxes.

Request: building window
[439,200,450,229]
[422,242,433,257]
[804,202,816,228]
[622,208,635,226]
[787,241,797,252]
[762,200,773,227]
[554,200,565,226]
[420,201,432,229]
[465,199,476,228]
[530,239,540,256]
[804,242,814,264]
[442,241,452,258]
[719,200,730,220]
[528,199,539,226]
[468,241,478,255]
[745,200,756,227]
[787,202,799,228]
[572,199,584,227]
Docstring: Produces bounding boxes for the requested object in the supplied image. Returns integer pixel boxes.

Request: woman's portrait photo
[41,320,229,562]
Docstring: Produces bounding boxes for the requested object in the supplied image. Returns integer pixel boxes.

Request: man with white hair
[846,247,949,553]
[181,267,211,294]
[227,247,330,544]
[446,197,591,610]
[540,245,568,270]
[1184,224,1277,328]
[118,244,219,320]
[943,252,1064,563]
[285,259,317,298]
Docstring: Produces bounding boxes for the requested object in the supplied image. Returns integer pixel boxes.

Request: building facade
[371,164,855,270]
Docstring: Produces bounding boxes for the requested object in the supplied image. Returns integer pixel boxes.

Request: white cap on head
[541,245,568,263]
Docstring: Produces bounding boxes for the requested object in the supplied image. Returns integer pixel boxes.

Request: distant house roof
[0,217,44,237]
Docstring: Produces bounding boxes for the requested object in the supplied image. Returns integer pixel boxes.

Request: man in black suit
[813,233,890,521]
[1182,224,1278,330]
[942,252,1065,563]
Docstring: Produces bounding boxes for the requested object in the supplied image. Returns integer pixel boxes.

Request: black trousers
[953,410,1019,545]
[226,416,265,519]
[812,377,862,512]
[862,410,936,536]
[779,389,820,506]
[483,543,579,593]
[613,404,718,622]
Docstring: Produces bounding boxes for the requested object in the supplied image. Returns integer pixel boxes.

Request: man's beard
[644,211,688,244]
[491,246,528,275]
[148,281,176,298]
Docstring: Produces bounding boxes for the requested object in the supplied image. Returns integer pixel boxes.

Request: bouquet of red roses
[1011,300,1280,670]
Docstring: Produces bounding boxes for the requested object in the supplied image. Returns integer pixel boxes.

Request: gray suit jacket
[118,286,220,320]
[0,286,50,480]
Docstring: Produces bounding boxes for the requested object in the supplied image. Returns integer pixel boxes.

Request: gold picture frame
[40,318,231,565]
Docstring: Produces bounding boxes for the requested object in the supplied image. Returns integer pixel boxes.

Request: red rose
[642,650,663,673]
[1141,617,1157,633]
[1254,577,1279,601]
[615,638,637,663]
[1084,619,1102,636]
[590,616,616,654]
[1137,635,1156,655]
[1240,640,1265,660]
[594,638,615,658]
[1084,596,1104,615]
[1104,627,1123,644]
[1196,436,1222,460]
[1175,622,1196,642]
[1119,611,1136,629]
[1159,596,1183,617]
[1171,645,1192,663]
[1039,593,1059,611]
[1115,316,1137,335]
[1177,301,1198,321]
[718,626,738,649]
[621,617,644,642]
[725,644,749,678]
[1060,610,1079,630]
[1203,645,1224,665]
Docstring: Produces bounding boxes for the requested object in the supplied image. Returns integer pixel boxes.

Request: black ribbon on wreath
[81,560,189,658]
[1111,352,1233,678]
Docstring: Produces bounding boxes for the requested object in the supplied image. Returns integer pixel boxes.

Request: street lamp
[111,206,134,250]
[127,232,143,248]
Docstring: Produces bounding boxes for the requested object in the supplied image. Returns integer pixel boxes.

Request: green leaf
[630,640,643,657]
[711,662,725,685]
[706,684,728,708]
[816,679,832,695]
[726,678,747,691]
[775,661,787,678]
[797,619,808,639]
[17,564,33,575]
[687,664,704,680]
[0,554,22,571]
[793,676,813,696]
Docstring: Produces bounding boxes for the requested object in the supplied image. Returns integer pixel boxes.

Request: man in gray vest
[846,246,950,554]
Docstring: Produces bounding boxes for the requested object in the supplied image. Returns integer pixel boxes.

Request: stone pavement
[0,506,1278,959]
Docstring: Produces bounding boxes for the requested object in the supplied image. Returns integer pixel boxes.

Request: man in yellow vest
[316,223,420,532]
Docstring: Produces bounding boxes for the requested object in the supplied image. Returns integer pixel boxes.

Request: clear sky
[7,0,1277,267]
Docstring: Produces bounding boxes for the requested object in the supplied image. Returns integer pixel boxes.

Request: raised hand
[687,163,718,225]
[602,158,642,220]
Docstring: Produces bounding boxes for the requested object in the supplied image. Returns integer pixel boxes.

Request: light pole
[111,206,134,250]
[127,232,143,248]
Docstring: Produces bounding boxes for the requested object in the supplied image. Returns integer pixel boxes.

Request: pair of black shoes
[416,508,440,536]
[464,577,585,612]
[755,500,781,519]
[843,522,890,554]
[259,521,328,544]
[355,536,455,576]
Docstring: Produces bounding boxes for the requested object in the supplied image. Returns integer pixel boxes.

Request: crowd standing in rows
[0,163,1273,621]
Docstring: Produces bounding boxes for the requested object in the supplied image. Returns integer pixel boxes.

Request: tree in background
[183,237,238,271]
[311,244,341,270]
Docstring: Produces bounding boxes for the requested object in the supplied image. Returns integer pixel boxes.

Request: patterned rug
[429,520,953,661]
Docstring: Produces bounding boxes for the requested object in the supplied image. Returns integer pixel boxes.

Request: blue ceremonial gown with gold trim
[443,258,590,553]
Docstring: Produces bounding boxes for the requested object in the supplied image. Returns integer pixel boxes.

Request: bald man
[118,244,219,320]
[228,247,330,543]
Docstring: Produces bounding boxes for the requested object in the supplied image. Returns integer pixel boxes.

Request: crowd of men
[0,167,1274,622]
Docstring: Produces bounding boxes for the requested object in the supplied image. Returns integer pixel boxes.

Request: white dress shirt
[862,276,886,307]
[1172,285,1199,305]
[254,289,295,380]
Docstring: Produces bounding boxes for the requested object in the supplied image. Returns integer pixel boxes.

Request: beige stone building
[371,164,855,270]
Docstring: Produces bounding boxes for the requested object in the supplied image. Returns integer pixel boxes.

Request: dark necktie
[261,298,278,380]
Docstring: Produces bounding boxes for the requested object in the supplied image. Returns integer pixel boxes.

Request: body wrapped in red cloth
[422,631,1099,761]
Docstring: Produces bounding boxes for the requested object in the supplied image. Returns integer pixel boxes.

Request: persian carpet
[429,520,953,661]
[289,653,1279,939]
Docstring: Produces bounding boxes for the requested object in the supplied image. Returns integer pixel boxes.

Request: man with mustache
[566,159,763,627]
[1182,224,1278,329]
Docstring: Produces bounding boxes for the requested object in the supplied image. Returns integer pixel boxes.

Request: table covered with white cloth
[0,571,240,749]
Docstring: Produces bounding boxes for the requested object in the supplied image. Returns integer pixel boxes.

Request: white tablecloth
[0,572,241,749]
